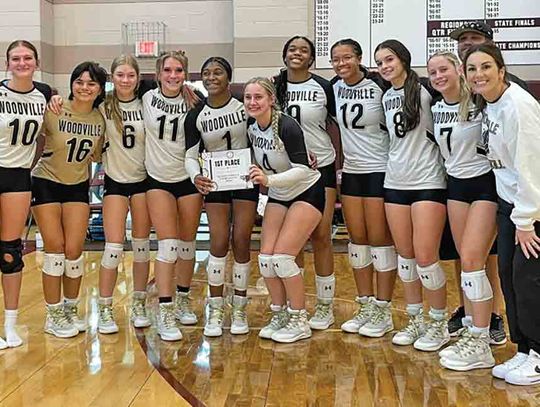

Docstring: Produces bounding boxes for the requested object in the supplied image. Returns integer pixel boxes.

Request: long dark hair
[375,39,421,132]
[68,61,107,108]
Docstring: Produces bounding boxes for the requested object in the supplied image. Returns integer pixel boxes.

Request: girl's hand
[308,151,318,169]
[249,165,269,186]
[515,229,540,259]
[194,174,214,195]
[48,95,64,115]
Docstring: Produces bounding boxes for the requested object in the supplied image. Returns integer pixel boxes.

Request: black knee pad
[0,239,24,274]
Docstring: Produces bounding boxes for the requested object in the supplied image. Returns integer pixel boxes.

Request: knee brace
[132,238,150,263]
[316,274,335,301]
[177,239,196,260]
[100,242,124,269]
[0,239,24,274]
[272,254,301,279]
[258,254,276,278]
[233,261,251,292]
[371,246,398,272]
[348,243,372,269]
[65,254,84,278]
[207,254,226,287]
[397,255,418,282]
[156,239,178,263]
[43,253,65,277]
[417,262,446,290]
[461,269,493,302]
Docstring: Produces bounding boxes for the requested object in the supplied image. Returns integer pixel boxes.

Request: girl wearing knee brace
[374,40,449,351]
[244,77,325,344]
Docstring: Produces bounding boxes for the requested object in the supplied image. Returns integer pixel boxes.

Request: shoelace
[268,310,288,330]
[132,300,147,318]
[400,315,422,337]
[208,306,225,325]
[177,296,194,315]
[99,305,114,324]
[161,305,177,329]
[424,319,447,340]
[50,307,72,328]
[456,333,487,357]
[370,305,388,324]
[64,304,79,322]
[231,305,247,322]
[313,303,331,320]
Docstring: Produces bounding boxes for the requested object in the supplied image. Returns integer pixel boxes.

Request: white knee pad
[177,239,196,260]
[156,239,178,264]
[207,254,227,287]
[348,243,372,269]
[417,262,446,290]
[258,254,276,278]
[233,261,251,292]
[371,246,398,272]
[316,274,335,301]
[272,254,301,279]
[132,238,150,263]
[397,255,418,282]
[65,254,84,278]
[461,269,493,302]
[101,242,124,269]
[43,253,65,277]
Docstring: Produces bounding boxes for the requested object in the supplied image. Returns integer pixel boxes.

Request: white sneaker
[44,304,79,338]
[392,310,425,346]
[98,301,119,334]
[63,300,87,332]
[230,295,249,335]
[309,300,334,330]
[492,351,529,380]
[272,308,312,343]
[439,329,473,359]
[131,292,151,328]
[175,292,197,325]
[505,350,540,386]
[0,337,8,350]
[359,300,394,338]
[414,313,450,352]
[259,305,289,339]
[440,329,495,371]
[158,303,182,341]
[341,296,373,333]
[204,297,224,337]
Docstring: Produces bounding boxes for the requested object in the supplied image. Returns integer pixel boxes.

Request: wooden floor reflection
[2,250,540,406]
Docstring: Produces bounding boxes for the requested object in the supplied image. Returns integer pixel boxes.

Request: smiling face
[284,38,313,72]
[427,55,461,97]
[112,64,138,99]
[6,45,38,81]
[158,57,186,96]
[244,83,274,121]
[374,48,406,86]
[457,31,488,61]
[465,51,506,102]
[202,62,229,97]
[71,71,102,105]
[331,44,362,83]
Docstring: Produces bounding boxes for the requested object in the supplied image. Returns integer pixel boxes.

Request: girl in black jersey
[0,41,51,349]
[244,77,324,343]
[274,36,338,330]
[184,57,257,337]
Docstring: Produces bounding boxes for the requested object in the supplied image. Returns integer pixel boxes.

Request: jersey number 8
[393,112,406,138]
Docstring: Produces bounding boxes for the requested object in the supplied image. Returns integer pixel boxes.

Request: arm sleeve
[138,79,157,98]
[313,74,336,117]
[184,106,203,183]
[34,81,52,102]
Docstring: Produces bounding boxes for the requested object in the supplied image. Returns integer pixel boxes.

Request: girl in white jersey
[330,39,397,339]
[427,51,497,371]
[374,40,449,351]
[465,43,540,386]
[142,51,202,341]
[274,36,337,330]
[245,77,324,343]
[185,57,257,337]
[0,41,51,349]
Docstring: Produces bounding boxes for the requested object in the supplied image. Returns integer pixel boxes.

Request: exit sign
[135,40,159,57]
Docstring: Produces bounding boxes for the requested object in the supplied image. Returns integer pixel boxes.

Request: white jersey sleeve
[0,80,50,168]
[484,83,540,231]
[285,74,336,167]
[382,82,446,190]
[333,70,389,174]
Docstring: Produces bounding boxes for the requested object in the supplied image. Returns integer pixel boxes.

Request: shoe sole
[492,370,507,380]
[204,329,223,337]
[504,377,540,386]
[440,357,495,371]
[177,318,198,325]
[490,337,508,346]
[272,332,312,344]
[44,328,79,338]
[132,321,151,328]
[159,333,183,341]
[231,328,249,335]
[98,327,119,335]
[414,338,450,352]
[359,325,394,338]
[309,320,334,330]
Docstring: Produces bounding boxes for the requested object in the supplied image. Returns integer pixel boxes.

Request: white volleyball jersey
[284,74,336,167]
[483,83,540,231]
[333,70,389,174]
[0,80,51,168]
[382,82,446,189]
[431,100,491,179]
[100,97,146,183]
[247,114,320,201]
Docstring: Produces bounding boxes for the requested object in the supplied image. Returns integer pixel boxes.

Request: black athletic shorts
[318,163,337,189]
[31,177,89,206]
[146,175,199,200]
[341,172,385,198]
[104,175,148,198]
[205,184,260,204]
[384,188,447,205]
[447,171,497,204]
[268,177,326,214]
[0,167,31,194]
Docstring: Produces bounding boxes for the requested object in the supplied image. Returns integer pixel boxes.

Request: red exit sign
[135,40,159,57]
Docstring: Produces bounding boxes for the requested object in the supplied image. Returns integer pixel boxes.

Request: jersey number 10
[8,118,39,146]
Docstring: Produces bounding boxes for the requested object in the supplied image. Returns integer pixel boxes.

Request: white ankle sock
[4,309,22,347]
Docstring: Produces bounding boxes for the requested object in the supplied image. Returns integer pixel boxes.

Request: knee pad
[43,253,65,277]
[272,254,301,279]
[371,246,398,272]
[156,239,178,263]
[100,242,124,269]
[207,254,226,287]
[316,274,335,300]
[461,269,493,302]
[348,243,372,269]
[233,261,251,291]
[0,239,24,274]
[177,239,196,260]
[132,238,150,263]
[65,254,84,278]
[397,255,418,282]
[417,262,446,290]
[258,254,276,278]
